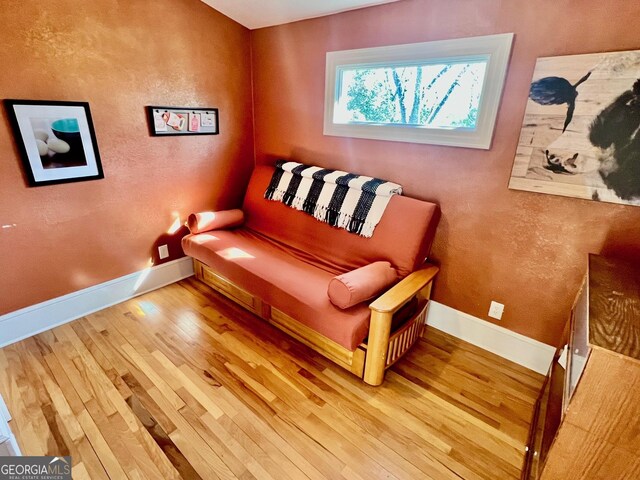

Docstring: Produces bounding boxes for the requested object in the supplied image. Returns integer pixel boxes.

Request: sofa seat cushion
[182,229,371,350]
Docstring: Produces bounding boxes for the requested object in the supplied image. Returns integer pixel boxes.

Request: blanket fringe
[271,189,286,202]
[290,195,306,210]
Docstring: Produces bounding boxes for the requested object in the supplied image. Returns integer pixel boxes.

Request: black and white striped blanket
[264,160,402,238]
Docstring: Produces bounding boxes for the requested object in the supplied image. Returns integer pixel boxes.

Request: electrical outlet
[488,301,504,320]
[158,244,169,260]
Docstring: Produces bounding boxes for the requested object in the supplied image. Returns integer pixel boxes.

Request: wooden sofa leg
[363,310,392,386]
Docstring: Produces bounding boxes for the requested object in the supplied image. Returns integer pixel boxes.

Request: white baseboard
[426,301,555,375]
[0,257,194,348]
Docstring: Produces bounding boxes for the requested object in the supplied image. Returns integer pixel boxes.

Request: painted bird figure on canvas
[529,71,592,132]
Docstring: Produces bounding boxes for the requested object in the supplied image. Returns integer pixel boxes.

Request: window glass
[335,61,488,129]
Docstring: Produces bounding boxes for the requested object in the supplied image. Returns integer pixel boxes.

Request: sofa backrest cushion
[242,165,440,278]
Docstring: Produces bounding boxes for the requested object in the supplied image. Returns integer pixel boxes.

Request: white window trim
[323,33,514,149]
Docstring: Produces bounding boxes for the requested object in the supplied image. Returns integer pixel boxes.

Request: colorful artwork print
[509,50,640,206]
[29,117,88,169]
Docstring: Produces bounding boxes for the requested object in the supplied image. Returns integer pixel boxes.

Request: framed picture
[147,106,219,136]
[509,49,640,206]
[4,99,104,187]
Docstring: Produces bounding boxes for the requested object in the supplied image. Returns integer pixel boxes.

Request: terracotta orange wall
[251,0,640,345]
[0,0,253,315]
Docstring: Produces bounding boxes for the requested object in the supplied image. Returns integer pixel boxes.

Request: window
[324,33,513,149]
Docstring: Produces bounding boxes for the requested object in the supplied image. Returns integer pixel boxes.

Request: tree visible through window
[335,61,487,129]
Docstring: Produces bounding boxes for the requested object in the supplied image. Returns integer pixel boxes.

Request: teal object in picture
[51,118,80,133]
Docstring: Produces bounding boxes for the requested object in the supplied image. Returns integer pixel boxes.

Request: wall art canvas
[509,50,640,206]
[4,100,104,187]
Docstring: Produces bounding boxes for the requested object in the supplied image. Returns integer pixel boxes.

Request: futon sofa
[182,164,440,385]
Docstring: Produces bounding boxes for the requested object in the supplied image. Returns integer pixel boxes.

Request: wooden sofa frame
[193,259,439,386]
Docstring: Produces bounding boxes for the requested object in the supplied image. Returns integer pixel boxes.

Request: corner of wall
[249,29,258,168]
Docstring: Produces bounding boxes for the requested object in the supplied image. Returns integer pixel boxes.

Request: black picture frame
[147,106,219,136]
[4,99,104,187]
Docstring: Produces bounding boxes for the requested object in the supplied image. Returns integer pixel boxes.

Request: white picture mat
[12,104,99,182]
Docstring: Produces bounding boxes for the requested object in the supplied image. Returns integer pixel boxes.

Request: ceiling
[201,0,402,30]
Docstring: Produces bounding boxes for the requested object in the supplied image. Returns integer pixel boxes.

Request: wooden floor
[0,277,544,480]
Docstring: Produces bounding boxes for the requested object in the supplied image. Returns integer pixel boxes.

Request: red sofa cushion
[187,209,244,234]
[328,261,398,309]
[242,166,440,278]
[182,228,371,350]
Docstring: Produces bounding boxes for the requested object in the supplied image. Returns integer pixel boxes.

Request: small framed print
[4,99,104,187]
[147,106,219,136]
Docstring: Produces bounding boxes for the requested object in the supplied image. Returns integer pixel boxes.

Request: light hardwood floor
[0,277,543,479]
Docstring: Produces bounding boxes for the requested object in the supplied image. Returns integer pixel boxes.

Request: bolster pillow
[328,261,398,309]
[187,209,244,234]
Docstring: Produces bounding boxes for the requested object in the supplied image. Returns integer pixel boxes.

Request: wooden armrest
[369,264,439,314]
[364,264,439,386]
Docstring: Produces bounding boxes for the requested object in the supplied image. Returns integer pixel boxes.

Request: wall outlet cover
[488,301,504,320]
[158,244,169,260]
